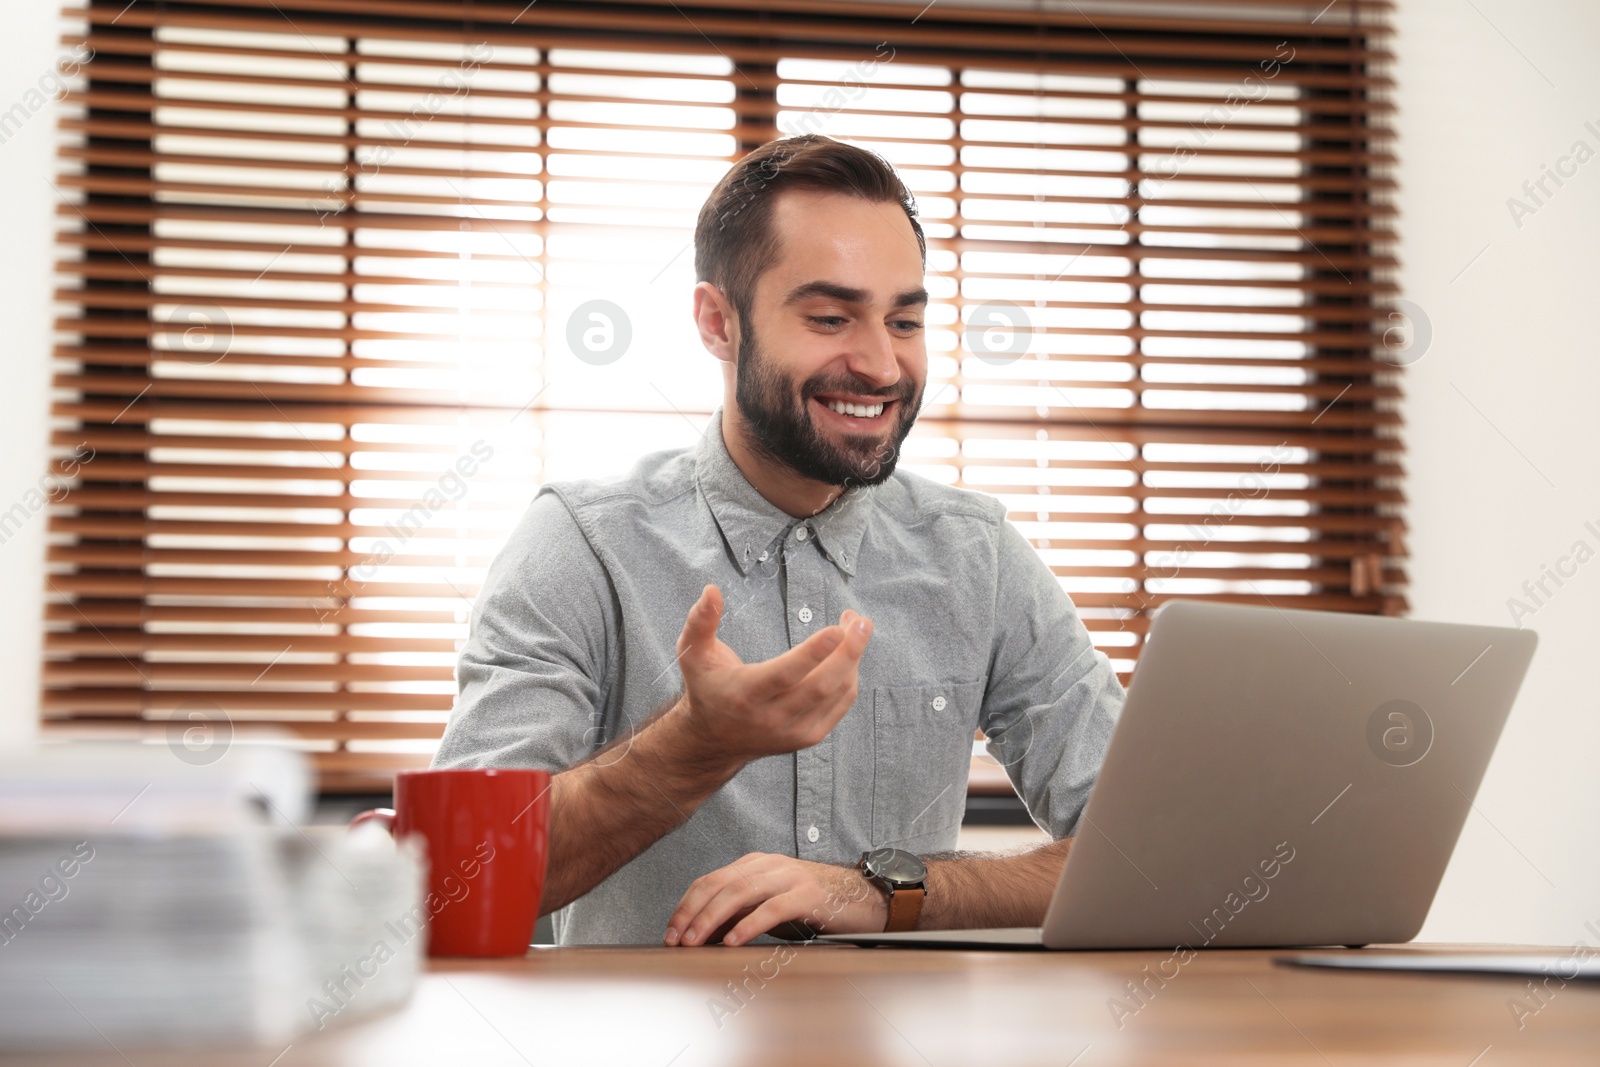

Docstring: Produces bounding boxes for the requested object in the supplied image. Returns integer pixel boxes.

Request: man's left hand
[664,853,888,946]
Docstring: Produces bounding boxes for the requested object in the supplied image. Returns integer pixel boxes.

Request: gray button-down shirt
[433,408,1124,945]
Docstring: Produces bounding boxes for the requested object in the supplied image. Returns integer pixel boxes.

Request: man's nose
[845,322,902,391]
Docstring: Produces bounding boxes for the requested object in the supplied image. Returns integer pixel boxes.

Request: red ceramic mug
[351,768,551,957]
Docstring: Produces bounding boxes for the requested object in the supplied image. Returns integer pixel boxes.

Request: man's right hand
[535,583,872,917]
[673,584,873,763]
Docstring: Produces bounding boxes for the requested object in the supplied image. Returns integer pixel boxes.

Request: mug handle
[349,808,397,834]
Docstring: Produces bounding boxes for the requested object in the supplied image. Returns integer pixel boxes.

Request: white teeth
[824,399,885,418]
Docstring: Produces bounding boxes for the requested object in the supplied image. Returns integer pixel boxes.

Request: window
[46,0,1402,790]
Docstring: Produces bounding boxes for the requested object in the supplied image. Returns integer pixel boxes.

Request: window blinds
[44,0,1402,791]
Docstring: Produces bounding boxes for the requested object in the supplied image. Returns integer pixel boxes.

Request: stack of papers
[0,745,423,1051]
[0,741,311,834]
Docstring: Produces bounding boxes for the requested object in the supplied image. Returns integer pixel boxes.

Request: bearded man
[434,134,1125,947]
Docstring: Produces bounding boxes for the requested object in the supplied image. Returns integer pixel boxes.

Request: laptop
[820,600,1538,950]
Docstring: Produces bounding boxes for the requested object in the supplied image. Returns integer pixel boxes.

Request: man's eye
[891,320,924,332]
[809,316,846,328]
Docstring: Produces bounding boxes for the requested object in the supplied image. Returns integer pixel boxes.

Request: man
[433,134,1125,947]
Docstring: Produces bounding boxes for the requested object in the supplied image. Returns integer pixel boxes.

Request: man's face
[732,190,928,488]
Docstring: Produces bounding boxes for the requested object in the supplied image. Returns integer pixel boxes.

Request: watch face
[864,847,927,885]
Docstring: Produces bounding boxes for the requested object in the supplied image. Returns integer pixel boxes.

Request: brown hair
[693,134,925,326]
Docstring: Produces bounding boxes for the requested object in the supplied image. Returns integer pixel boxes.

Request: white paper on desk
[1282,953,1600,979]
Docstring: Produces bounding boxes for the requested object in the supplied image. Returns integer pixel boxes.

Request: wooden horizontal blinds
[44,0,1404,791]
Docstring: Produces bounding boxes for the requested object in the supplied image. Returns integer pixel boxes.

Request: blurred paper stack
[0,744,424,1051]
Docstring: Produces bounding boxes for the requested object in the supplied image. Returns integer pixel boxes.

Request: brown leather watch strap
[885,886,925,933]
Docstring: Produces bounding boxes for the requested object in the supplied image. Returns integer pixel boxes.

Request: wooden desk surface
[6,943,1597,1066]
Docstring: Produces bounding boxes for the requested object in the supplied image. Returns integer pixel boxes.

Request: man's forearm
[539,699,742,915]
[916,837,1073,930]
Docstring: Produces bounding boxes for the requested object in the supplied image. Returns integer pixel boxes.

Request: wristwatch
[859,847,927,933]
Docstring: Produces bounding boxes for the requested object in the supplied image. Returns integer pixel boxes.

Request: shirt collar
[695,408,874,578]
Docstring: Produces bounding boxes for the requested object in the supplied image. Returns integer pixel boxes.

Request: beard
[733,313,922,488]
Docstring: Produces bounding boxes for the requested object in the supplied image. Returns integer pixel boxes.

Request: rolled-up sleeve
[432,488,617,772]
[978,518,1125,838]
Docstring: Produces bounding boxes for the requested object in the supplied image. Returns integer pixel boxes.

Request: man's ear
[692,281,739,365]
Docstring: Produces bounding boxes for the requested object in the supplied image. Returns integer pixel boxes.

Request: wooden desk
[6,943,1597,1065]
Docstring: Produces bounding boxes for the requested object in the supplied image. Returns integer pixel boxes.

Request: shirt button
[797,606,813,623]
[806,825,820,843]
[932,695,947,711]
[757,551,768,562]
[795,527,809,541]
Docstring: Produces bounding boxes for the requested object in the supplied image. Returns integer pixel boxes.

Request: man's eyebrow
[781,280,929,309]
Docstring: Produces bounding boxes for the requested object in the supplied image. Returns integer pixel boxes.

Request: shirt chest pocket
[871,678,986,851]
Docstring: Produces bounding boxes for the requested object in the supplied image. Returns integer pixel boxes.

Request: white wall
[0,0,63,749]
[1397,0,1600,945]
[0,0,1594,944]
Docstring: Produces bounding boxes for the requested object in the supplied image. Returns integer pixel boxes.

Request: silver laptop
[820,600,1538,950]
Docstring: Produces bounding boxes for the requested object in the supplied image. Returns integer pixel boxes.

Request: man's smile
[810,393,899,430]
